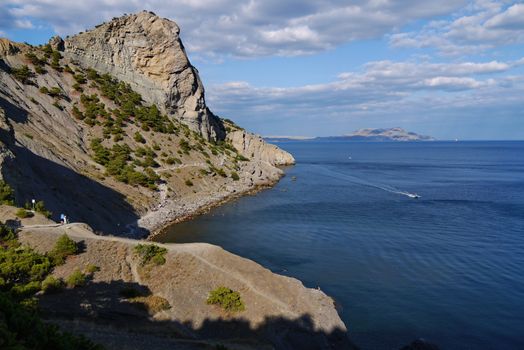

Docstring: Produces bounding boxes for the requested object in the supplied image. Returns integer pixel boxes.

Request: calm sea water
[156,141,524,349]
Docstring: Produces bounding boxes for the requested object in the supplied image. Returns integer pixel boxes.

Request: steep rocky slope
[0,12,294,236]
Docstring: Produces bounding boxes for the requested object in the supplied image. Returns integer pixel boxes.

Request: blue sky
[1,1,524,139]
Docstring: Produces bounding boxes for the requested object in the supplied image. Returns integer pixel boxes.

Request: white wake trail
[312,165,420,198]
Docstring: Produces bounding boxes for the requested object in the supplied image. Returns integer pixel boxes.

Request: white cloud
[485,3,524,29]
[14,19,33,29]
[205,57,524,135]
[422,77,484,89]
[1,0,468,57]
[390,1,524,56]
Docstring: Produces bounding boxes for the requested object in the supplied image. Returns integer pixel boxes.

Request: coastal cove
[155,140,524,349]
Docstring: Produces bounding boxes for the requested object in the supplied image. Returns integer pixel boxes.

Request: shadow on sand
[39,279,358,350]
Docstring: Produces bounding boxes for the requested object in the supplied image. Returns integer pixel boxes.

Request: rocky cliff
[0,11,294,235]
[64,11,223,141]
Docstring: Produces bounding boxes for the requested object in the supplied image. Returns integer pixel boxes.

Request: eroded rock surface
[64,11,224,141]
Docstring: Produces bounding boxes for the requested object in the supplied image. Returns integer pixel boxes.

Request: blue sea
[156,141,524,349]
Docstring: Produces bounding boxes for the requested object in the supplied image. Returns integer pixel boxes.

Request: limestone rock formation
[64,11,224,141]
[228,129,295,166]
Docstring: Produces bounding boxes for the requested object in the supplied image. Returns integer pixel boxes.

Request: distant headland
[265,127,436,142]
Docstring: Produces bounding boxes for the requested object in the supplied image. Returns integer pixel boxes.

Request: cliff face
[228,130,295,166]
[64,11,224,141]
[0,11,294,235]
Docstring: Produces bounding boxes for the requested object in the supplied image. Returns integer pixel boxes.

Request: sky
[1,1,524,139]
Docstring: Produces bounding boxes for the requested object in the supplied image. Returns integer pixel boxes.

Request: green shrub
[179,139,191,153]
[0,246,52,291]
[0,292,102,349]
[207,286,245,312]
[72,82,83,92]
[72,105,84,120]
[10,65,33,84]
[49,234,78,265]
[25,51,44,66]
[53,101,64,110]
[231,171,240,181]
[85,264,99,274]
[0,180,15,204]
[42,275,63,293]
[134,244,167,266]
[74,74,86,84]
[66,269,86,288]
[185,179,194,187]
[15,208,33,218]
[0,224,17,242]
[34,65,46,74]
[0,221,102,350]
[134,132,146,144]
[48,86,62,98]
[236,154,249,162]
[34,200,52,218]
[50,50,62,71]
[42,43,53,57]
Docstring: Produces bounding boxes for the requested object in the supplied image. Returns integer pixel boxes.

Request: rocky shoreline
[145,182,277,240]
[139,165,287,240]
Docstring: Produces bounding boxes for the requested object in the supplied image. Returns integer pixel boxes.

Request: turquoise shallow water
[156,141,524,349]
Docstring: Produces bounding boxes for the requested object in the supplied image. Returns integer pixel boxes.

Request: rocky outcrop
[228,130,295,166]
[63,11,224,141]
[0,38,22,56]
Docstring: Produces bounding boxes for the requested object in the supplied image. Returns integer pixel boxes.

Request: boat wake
[313,165,421,199]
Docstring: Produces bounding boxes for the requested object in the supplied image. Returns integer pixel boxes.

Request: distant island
[265,127,436,142]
